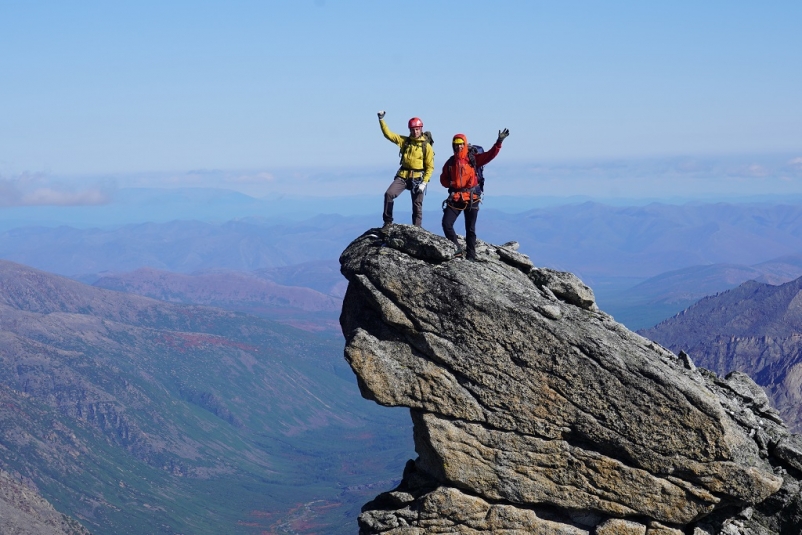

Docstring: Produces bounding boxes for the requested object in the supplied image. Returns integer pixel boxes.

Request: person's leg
[442,204,461,248]
[383,177,407,225]
[411,187,424,227]
[464,205,479,260]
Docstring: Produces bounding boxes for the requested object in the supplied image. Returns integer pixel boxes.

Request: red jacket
[440,141,502,202]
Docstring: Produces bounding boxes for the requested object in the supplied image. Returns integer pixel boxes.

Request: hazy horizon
[2,150,801,221]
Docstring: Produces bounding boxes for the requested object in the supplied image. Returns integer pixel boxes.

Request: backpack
[468,145,485,192]
[399,131,434,168]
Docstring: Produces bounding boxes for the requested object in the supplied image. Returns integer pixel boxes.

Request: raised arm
[475,128,509,166]
[377,111,404,146]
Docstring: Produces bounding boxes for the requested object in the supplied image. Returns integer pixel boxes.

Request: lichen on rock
[339,225,802,534]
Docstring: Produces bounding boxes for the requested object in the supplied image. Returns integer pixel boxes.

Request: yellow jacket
[379,119,434,183]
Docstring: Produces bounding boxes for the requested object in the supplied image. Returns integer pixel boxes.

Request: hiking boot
[453,246,465,259]
[382,221,392,229]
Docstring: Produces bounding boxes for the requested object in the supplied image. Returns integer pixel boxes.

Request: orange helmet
[408,117,423,129]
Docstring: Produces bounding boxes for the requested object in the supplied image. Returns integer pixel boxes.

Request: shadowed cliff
[339,224,802,535]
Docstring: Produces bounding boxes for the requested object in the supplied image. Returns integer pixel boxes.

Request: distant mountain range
[0,188,380,230]
[3,202,802,282]
[3,201,802,331]
[85,250,802,335]
[253,259,347,298]
[598,253,802,329]
[640,275,802,432]
[483,202,802,279]
[0,215,374,275]
[0,259,411,534]
[92,265,342,332]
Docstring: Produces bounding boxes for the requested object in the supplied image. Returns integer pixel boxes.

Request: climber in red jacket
[440,128,509,260]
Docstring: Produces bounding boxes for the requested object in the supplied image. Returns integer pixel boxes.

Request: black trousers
[442,202,479,259]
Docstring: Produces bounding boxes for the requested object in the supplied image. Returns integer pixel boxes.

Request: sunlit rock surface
[340,225,802,534]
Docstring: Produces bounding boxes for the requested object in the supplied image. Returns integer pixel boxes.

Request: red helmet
[408,117,423,129]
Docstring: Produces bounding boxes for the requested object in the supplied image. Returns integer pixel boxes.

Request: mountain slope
[640,276,802,432]
[0,259,411,534]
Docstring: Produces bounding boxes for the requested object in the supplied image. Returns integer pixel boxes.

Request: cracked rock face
[339,225,802,534]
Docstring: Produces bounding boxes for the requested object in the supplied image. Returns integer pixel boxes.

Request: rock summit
[339,225,802,534]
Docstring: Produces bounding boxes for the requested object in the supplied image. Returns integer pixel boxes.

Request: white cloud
[0,174,111,207]
[20,188,109,206]
[747,164,769,177]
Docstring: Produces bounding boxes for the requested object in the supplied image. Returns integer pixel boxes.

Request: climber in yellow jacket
[377,111,434,227]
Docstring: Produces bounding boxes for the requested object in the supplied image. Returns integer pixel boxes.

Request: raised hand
[497,128,510,144]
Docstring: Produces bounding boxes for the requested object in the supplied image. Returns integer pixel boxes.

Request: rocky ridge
[339,225,802,534]
[0,468,91,535]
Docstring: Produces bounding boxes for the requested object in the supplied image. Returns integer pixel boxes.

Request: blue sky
[0,1,800,202]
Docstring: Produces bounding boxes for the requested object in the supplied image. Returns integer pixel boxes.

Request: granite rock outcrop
[339,225,802,534]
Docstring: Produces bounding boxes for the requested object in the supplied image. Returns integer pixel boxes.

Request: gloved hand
[417,181,427,194]
[497,128,510,144]
[377,110,386,120]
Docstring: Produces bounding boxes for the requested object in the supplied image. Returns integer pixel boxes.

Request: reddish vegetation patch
[159,332,258,353]
[242,500,344,534]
